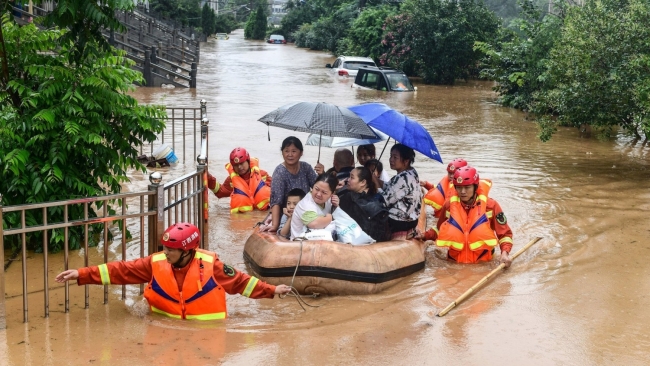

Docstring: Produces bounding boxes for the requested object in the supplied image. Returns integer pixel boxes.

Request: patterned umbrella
[258,102,379,139]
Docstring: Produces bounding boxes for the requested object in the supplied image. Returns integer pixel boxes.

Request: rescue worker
[420,167,513,267]
[55,223,291,320]
[421,158,467,218]
[207,147,272,213]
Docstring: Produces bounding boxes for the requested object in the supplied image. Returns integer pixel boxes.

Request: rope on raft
[279,238,321,311]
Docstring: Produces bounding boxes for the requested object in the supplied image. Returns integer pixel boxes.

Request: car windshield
[386,73,414,91]
[342,61,375,70]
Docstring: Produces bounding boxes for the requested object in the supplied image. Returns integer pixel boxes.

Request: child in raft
[278,188,306,239]
[290,173,339,240]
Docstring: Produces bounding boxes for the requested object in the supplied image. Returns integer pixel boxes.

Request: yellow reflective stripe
[251,166,260,174]
[194,251,214,263]
[98,264,111,285]
[152,253,167,262]
[432,227,439,234]
[232,206,253,213]
[486,210,493,218]
[186,312,226,320]
[211,182,221,194]
[423,198,442,210]
[480,179,492,187]
[436,240,464,250]
[477,195,487,203]
[499,237,513,245]
[242,277,259,298]
[449,196,460,203]
[445,211,450,218]
[256,200,269,210]
[151,306,182,319]
[469,239,498,250]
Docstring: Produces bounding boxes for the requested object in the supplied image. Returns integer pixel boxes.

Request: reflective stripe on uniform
[450,196,460,203]
[469,239,498,250]
[186,312,226,320]
[499,237,514,245]
[151,306,182,319]
[98,264,111,285]
[256,199,269,210]
[232,206,253,213]
[436,240,464,250]
[486,210,493,218]
[194,251,215,263]
[423,198,442,210]
[242,277,259,298]
[152,253,167,262]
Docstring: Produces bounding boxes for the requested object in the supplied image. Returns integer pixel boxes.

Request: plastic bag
[301,221,336,241]
[333,208,375,245]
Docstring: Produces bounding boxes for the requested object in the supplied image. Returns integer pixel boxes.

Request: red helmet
[161,223,200,250]
[229,147,250,165]
[453,166,479,186]
[447,158,467,173]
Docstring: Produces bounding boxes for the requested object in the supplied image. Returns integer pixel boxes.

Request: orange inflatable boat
[243,212,427,296]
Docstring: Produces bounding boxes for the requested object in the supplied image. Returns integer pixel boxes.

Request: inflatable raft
[243,212,427,295]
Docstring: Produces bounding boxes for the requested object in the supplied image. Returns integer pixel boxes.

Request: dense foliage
[381,0,501,84]
[149,0,202,27]
[1,1,166,251]
[244,3,268,40]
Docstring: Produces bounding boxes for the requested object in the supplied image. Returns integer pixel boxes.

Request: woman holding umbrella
[380,144,423,240]
[259,136,318,232]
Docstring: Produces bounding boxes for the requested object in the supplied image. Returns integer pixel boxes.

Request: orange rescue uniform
[211,158,272,213]
[424,195,513,263]
[77,249,276,319]
[423,176,452,218]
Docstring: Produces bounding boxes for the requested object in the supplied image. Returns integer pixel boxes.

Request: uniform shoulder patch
[496,212,507,225]
[223,264,236,277]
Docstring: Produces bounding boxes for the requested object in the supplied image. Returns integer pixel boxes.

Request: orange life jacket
[424,176,452,217]
[143,249,227,320]
[435,179,498,263]
[226,157,270,213]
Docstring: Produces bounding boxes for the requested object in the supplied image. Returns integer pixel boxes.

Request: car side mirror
[326,64,332,68]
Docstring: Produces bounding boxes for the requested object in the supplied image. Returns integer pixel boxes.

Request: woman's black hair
[313,173,338,193]
[390,144,415,166]
[280,136,304,152]
[357,144,376,157]
[364,159,383,175]
[353,167,377,196]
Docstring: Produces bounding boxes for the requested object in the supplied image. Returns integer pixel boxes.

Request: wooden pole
[437,237,543,317]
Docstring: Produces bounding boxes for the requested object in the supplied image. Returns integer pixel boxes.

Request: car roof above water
[338,56,374,63]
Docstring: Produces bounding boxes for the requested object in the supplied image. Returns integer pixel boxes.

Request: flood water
[2,30,650,365]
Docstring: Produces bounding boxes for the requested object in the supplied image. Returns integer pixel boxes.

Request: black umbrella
[258,102,379,162]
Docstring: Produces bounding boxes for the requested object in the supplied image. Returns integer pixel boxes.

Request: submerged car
[352,66,416,92]
[267,35,286,44]
[215,33,229,40]
[326,56,376,77]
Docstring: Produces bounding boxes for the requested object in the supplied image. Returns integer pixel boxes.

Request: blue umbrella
[348,103,443,164]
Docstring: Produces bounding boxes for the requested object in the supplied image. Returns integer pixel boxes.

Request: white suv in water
[326,56,376,78]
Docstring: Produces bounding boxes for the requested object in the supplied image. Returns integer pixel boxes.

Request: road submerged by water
[1,29,650,365]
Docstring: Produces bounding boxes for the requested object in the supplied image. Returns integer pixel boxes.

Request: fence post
[198,100,209,249]
[144,49,152,86]
[109,29,115,46]
[190,62,197,88]
[148,172,165,255]
[0,195,6,330]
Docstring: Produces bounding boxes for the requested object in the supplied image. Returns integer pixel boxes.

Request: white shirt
[290,192,333,240]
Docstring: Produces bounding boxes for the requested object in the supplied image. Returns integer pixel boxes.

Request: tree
[535,0,650,140]
[337,5,397,60]
[202,3,216,36]
[1,2,166,252]
[381,0,501,84]
[252,3,268,39]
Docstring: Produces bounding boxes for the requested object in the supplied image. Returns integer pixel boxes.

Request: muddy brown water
[2,30,650,365]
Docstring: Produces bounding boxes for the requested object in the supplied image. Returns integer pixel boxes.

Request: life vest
[144,249,227,320]
[226,157,270,213]
[435,179,498,263]
[424,176,452,217]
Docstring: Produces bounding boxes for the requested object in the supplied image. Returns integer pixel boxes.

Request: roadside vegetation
[277,0,650,141]
[1,1,166,252]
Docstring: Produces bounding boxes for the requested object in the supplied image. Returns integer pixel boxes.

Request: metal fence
[0,100,210,324]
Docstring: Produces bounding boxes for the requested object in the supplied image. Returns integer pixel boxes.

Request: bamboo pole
[437,237,543,317]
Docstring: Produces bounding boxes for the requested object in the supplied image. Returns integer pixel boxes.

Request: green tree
[535,0,650,140]
[202,3,216,36]
[252,3,268,40]
[1,2,166,251]
[244,9,256,38]
[337,5,397,60]
[381,0,501,84]
[215,13,238,33]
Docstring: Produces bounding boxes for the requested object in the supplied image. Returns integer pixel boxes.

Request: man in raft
[207,147,272,213]
[55,223,291,320]
[420,158,468,218]
[419,166,513,267]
